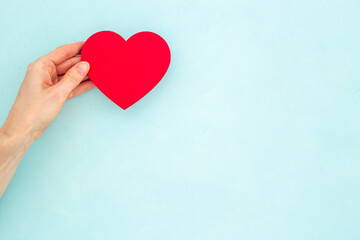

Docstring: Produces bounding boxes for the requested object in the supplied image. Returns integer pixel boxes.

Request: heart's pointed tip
[119,104,131,110]
[116,100,132,110]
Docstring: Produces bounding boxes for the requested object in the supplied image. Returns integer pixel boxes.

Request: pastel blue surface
[0,0,359,239]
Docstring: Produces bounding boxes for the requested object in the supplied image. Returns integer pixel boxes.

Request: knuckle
[27,61,36,71]
[28,58,50,72]
[66,71,79,86]
[38,58,50,70]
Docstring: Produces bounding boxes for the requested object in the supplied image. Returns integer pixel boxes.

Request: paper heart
[81,31,171,109]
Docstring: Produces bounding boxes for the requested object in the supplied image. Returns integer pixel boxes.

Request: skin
[0,41,95,198]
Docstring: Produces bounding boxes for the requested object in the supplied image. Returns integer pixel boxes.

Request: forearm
[0,122,34,198]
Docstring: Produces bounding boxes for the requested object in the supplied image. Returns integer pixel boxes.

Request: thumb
[57,61,90,96]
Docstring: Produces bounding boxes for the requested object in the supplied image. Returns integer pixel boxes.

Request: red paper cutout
[81,31,171,109]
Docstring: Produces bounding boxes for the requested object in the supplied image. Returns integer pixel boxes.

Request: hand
[0,41,94,198]
[2,41,94,141]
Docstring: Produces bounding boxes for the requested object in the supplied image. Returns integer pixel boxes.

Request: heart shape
[81,31,171,109]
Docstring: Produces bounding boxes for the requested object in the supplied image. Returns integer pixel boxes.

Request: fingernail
[76,62,89,76]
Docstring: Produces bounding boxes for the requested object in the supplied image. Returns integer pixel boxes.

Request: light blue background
[0,0,359,239]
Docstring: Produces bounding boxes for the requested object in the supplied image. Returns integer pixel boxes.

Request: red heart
[81,31,171,109]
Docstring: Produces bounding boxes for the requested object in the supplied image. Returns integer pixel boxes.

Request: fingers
[56,56,81,75]
[45,41,84,65]
[67,80,95,99]
[56,61,90,96]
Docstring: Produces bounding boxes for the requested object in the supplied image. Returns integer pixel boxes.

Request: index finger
[45,41,84,65]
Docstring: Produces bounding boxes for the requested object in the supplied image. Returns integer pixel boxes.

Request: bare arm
[0,42,94,198]
[0,124,34,197]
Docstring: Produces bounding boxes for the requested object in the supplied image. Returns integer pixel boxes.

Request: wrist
[0,120,35,151]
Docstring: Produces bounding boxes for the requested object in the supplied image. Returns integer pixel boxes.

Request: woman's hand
[2,41,94,141]
[0,41,94,198]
